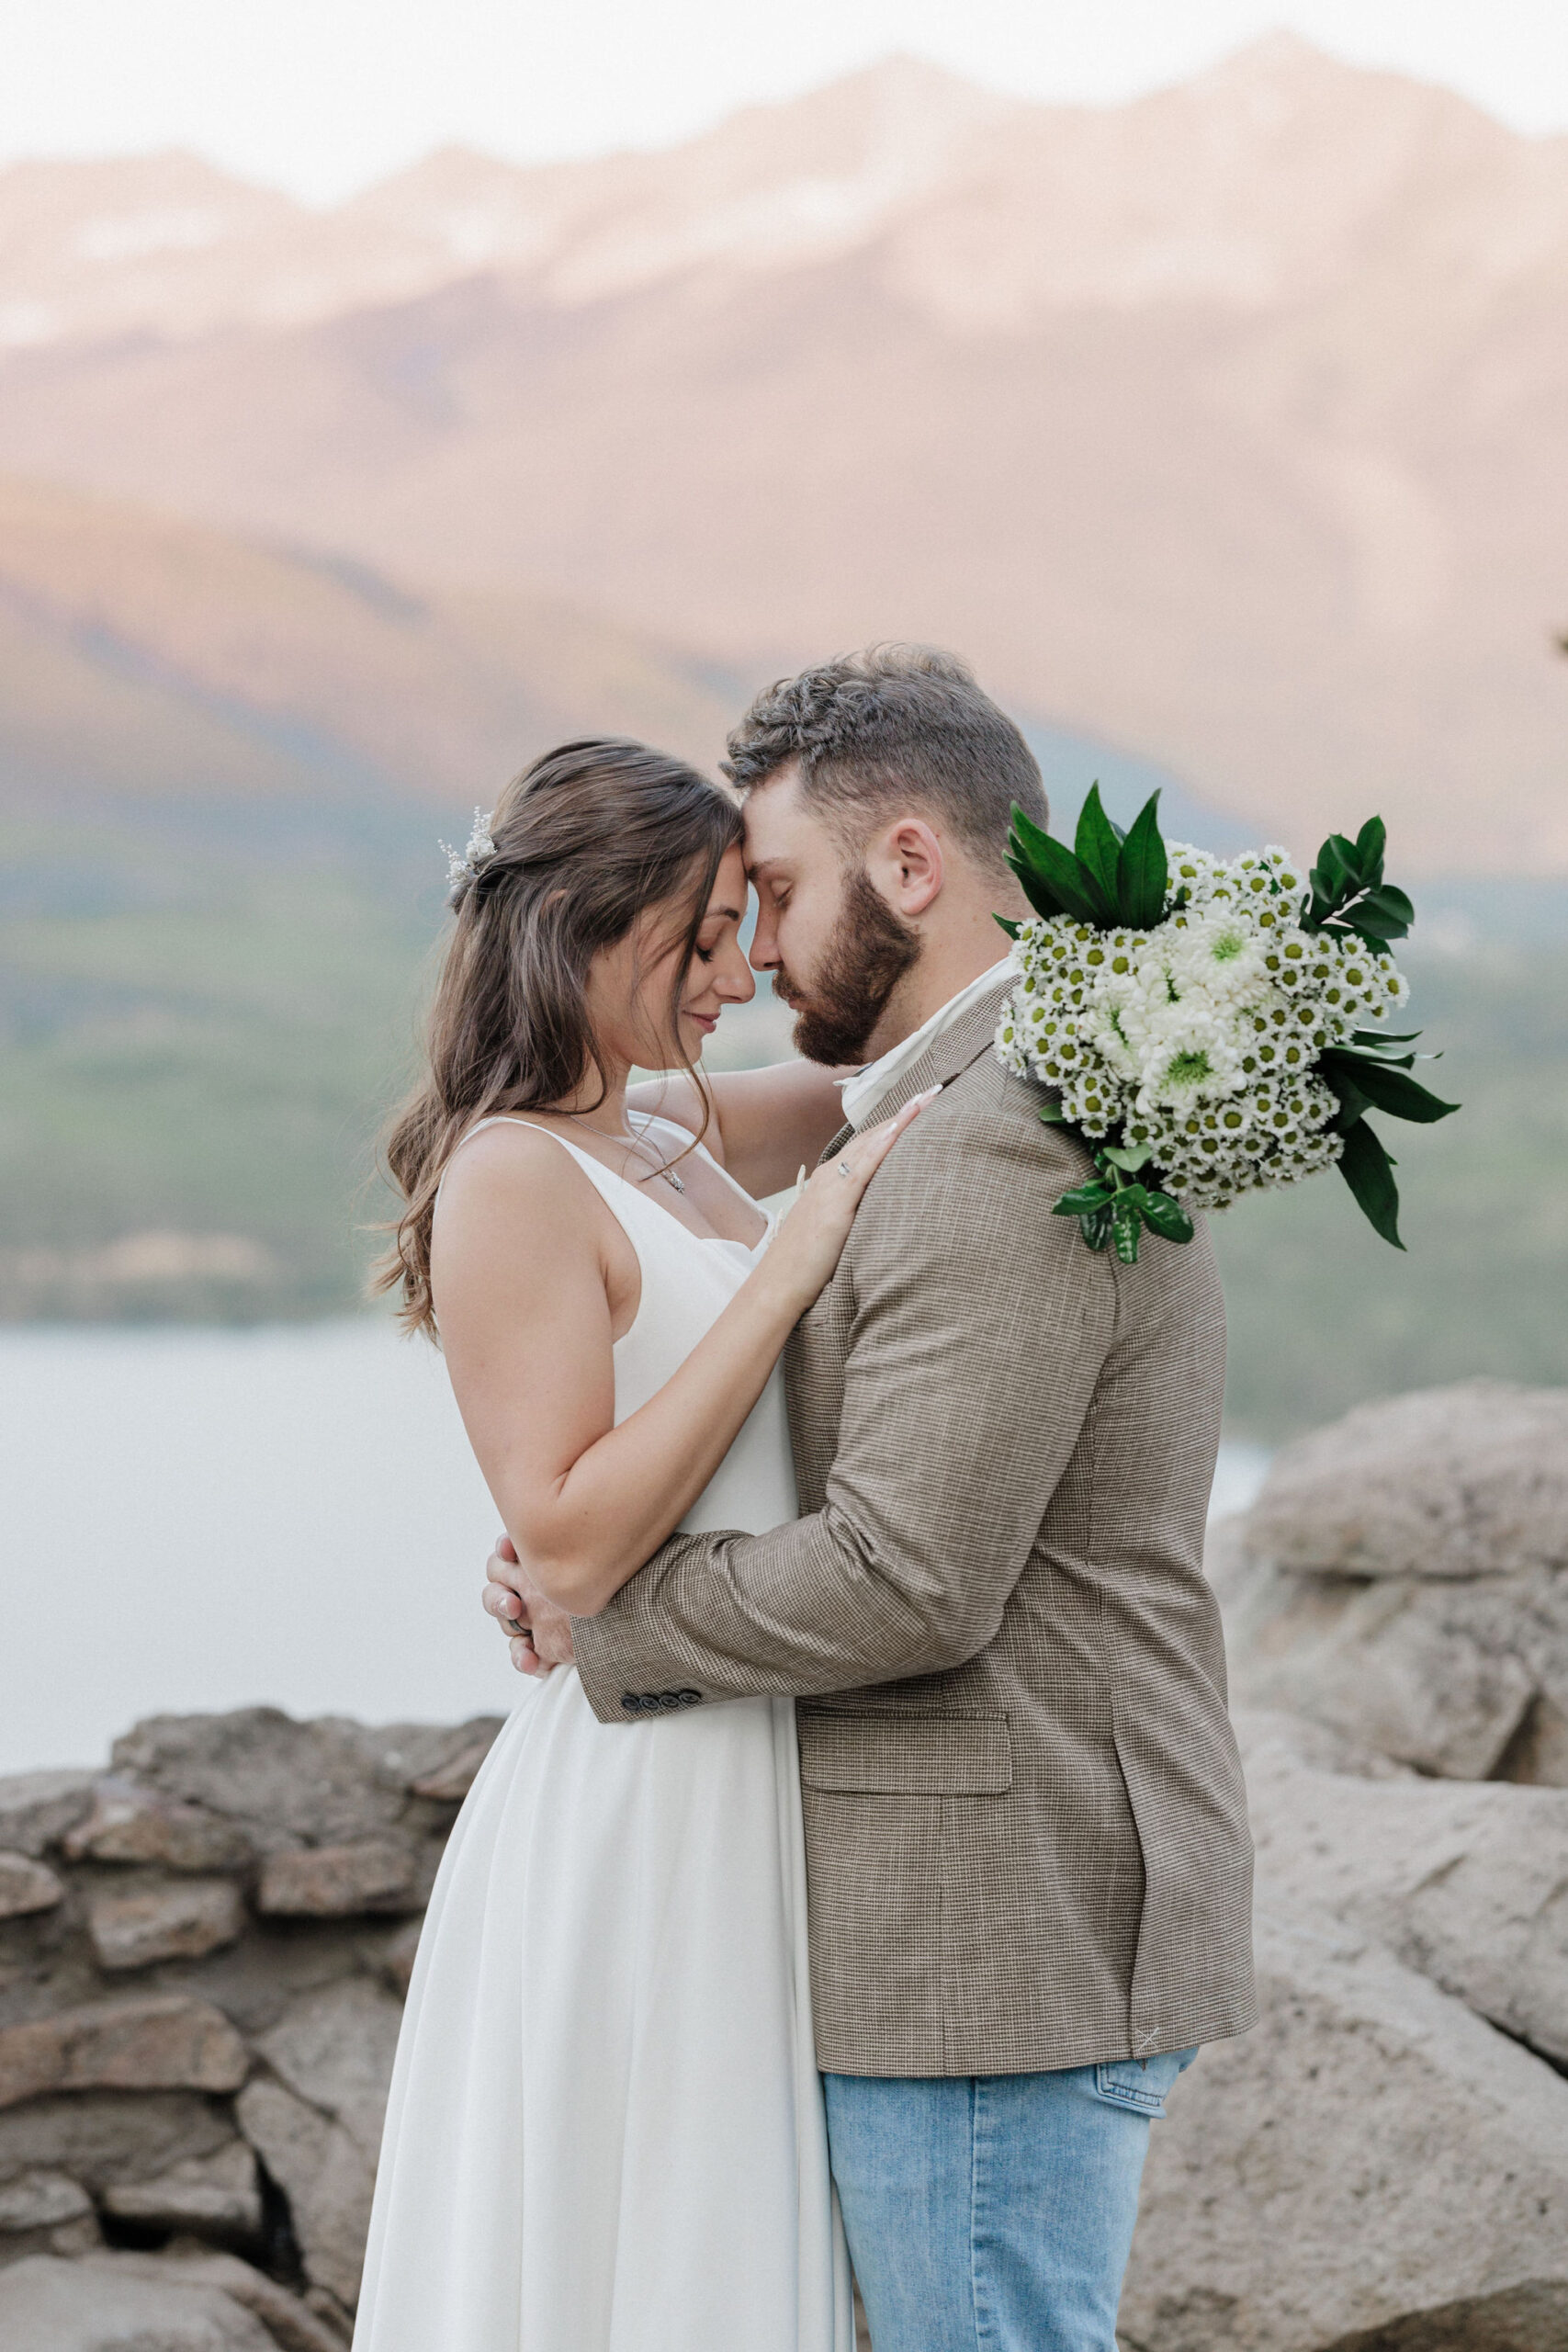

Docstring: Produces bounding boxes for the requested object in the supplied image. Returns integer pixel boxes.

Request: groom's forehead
[741,764,823,870]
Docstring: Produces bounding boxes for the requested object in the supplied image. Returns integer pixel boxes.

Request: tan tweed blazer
[573,980,1256,2077]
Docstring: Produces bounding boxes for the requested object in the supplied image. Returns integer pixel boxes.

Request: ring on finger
[838,1159,855,1180]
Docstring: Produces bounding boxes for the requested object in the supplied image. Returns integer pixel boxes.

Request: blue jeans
[823,2052,1195,2352]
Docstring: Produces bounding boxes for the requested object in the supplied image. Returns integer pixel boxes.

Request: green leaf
[1036,1098,1067,1125]
[1140,1190,1195,1244]
[1081,1206,1115,1252]
[993,914,1021,939]
[1351,1028,1423,1047]
[1111,1210,1143,1265]
[1006,826,1109,927]
[1312,835,1357,907]
[1354,815,1387,878]
[1005,851,1073,923]
[1115,792,1169,929]
[1101,1143,1152,1172]
[1054,1181,1114,1217]
[1320,1049,1459,1125]
[1337,1116,1404,1249]
[1335,885,1414,948]
[1110,1183,1152,1216]
[1074,784,1124,909]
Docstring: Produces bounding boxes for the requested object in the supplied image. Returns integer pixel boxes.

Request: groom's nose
[749,902,781,971]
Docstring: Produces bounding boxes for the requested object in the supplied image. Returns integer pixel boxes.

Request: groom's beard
[773,865,922,1067]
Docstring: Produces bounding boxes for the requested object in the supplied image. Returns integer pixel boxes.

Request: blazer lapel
[816,977,1013,1165]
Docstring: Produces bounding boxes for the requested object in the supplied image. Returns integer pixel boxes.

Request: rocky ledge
[1,1377,1564,2351]
[0,1709,502,2346]
[1124,1378,1568,2352]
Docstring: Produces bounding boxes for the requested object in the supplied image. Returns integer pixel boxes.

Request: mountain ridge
[2,38,1565,868]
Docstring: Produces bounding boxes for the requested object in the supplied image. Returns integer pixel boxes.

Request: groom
[485,646,1255,2351]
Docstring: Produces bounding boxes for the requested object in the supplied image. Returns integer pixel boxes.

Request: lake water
[0,1322,1269,1776]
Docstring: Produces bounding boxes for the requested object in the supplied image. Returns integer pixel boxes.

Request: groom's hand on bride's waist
[483,1534,576,1674]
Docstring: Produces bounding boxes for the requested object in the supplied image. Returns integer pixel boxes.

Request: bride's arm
[432,1104,925,1618]
[627,1060,852,1197]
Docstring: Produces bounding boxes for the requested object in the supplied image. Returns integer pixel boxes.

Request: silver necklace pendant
[660,1166,685,1193]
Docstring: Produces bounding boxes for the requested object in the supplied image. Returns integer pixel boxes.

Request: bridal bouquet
[994,790,1457,1261]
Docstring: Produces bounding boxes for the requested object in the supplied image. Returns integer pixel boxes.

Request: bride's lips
[688,1011,717,1035]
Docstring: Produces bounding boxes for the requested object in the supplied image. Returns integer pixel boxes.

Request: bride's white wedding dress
[353,1115,853,2352]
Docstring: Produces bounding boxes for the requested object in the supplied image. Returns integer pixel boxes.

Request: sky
[6,0,1567,202]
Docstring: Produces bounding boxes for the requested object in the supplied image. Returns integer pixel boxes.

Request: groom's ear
[868,817,944,917]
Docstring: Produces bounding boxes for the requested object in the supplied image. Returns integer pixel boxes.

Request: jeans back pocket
[1092,2048,1196,2116]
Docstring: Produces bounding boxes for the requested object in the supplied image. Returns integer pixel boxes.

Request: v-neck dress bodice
[353,1114,852,2352]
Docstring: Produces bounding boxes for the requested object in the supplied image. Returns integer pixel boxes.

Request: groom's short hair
[722,644,1047,876]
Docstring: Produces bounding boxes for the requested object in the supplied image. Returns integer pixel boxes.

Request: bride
[355,737,929,2352]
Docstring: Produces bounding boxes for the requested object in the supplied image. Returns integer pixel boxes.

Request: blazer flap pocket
[797,1712,1012,1795]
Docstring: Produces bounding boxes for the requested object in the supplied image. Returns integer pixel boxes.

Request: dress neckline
[455,1114,771,1256]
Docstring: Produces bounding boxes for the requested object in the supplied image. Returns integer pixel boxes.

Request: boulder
[0,2092,237,2195]
[0,2251,276,2349]
[374,1920,422,1998]
[236,2081,374,2312]
[408,1732,496,1803]
[65,1780,253,1872]
[1215,1382,1568,1782]
[0,1771,94,1859]
[255,1843,423,1919]
[1243,1380,1568,1581]
[0,2170,93,2230]
[88,2249,349,2352]
[0,1854,64,1920]
[102,2141,264,2242]
[111,1712,500,1852]
[1121,1898,1568,2352]
[254,1981,401,2161]
[0,2170,97,2266]
[89,1881,248,1972]
[0,1996,249,2111]
[1239,1709,1568,2062]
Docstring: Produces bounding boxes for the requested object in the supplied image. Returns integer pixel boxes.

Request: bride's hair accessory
[441,808,497,906]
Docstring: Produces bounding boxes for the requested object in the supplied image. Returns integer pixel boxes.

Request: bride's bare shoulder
[433,1119,598,1253]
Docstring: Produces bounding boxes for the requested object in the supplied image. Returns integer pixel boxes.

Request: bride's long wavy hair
[377,738,743,1339]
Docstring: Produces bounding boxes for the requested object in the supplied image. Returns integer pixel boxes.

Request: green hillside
[2,787,1563,1434]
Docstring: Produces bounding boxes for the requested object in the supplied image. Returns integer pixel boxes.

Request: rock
[236,2082,374,2312]
[1239,1709,1568,2064]
[0,2092,237,2194]
[101,2248,349,2352]
[1244,1380,1568,1582]
[374,1920,422,1998]
[254,1981,401,2160]
[0,1771,94,1859]
[0,2169,93,2230]
[0,1996,249,2111]
[1121,1898,1568,2352]
[256,1843,422,1918]
[1221,1559,1540,1779]
[64,1779,253,1872]
[102,2141,264,2241]
[407,1731,496,1803]
[1496,1690,1568,1787]
[88,1881,248,1972]
[1217,1383,1568,1782]
[0,2251,277,2349]
[0,2173,98,2269]
[0,1854,65,1920]
[112,1711,499,1852]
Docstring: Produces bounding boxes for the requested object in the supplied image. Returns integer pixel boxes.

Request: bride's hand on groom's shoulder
[483,1533,575,1674]
[762,1086,939,1318]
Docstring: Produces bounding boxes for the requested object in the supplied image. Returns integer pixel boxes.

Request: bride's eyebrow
[704,901,746,924]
